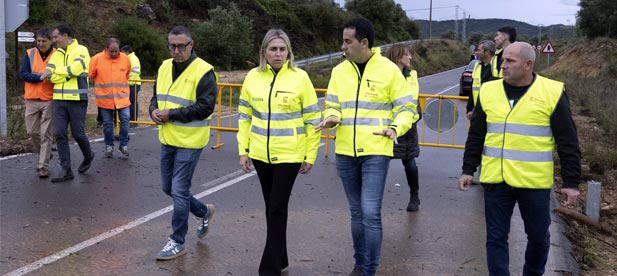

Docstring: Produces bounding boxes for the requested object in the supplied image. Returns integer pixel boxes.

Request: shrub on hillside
[110,17,167,76]
[193,3,253,70]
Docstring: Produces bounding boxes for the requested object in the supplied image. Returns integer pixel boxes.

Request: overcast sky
[335,0,580,26]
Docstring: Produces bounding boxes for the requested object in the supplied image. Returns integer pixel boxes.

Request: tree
[467,31,483,48]
[345,0,398,43]
[577,0,617,38]
[110,17,168,76]
[193,3,254,70]
[441,30,456,40]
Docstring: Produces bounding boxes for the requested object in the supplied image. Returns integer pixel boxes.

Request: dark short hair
[169,26,192,40]
[120,45,133,53]
[343,18,375,48]
[54,24,74,38]
[36,29,51,40]
[498,26,517,43]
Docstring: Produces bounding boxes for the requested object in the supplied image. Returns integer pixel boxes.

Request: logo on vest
[528,96,545,105]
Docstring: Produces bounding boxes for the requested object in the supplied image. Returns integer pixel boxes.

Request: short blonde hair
[258,29,295,71]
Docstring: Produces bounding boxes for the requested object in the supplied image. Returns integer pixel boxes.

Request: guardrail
[294,40,418,69]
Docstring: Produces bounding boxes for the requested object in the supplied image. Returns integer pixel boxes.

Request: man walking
[20,29,56,178]
[89,38,132,157]
[149,26,216,260]
[120,45,141,124]
[316,18,418,276]
[46,24,95,182]
[458,42,581,276]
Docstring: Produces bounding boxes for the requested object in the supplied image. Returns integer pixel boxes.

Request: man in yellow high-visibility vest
[458,42,581,276]
[316,18,418,276]
[46,25,95,183]
[149,26,216,261]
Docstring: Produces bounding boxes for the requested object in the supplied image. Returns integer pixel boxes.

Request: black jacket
[393,68,421,160]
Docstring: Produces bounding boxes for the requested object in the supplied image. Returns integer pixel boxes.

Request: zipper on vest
[267,69,278,163]
[351,61,361,158]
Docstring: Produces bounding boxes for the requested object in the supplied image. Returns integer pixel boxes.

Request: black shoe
[51,169,74,183]
[349,267,362,276]
[406,194,420,212]
[78,151,95,173]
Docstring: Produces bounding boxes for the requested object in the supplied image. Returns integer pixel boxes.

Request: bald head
[501,42,535,86]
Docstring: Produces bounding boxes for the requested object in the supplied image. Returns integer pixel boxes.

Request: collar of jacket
[266,60,291,75]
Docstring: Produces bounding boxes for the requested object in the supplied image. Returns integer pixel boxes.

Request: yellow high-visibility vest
[155,58,214,149]
[47,39,90,101]
[324,48,418,157]
[479,76,564,188]
[237,62,322,164]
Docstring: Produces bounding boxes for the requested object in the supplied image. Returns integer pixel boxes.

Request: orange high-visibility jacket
[89,50,131,109]
[24,47,56,100]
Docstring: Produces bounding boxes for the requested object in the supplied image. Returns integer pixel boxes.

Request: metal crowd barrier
[123,80,469,157]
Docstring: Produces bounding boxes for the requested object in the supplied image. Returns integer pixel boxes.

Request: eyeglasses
[168,41,192,52]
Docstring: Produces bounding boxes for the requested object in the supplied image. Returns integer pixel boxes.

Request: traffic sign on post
[4,0,29,32]
[18,31,34,37]
[18,37,35,42]
[542,40,556,54]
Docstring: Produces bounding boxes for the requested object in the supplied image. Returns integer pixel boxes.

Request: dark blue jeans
[53,100,92,171]
[129,85,141,121]
[483,182,551,276]
[100,107,129,147]
[336,154,390,276]
[160,144,208,244]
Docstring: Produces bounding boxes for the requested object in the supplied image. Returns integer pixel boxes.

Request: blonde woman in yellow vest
[46,25,95,183]
[149,26,216,261]
[237,29,321,276]
[458,42,581,275]
[20,29,56,178]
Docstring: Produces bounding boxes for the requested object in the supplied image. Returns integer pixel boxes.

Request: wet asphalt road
[0,67,577,275]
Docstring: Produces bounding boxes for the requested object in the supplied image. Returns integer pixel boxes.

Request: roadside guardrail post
[585,180,602,223]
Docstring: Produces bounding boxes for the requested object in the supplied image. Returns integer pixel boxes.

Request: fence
[124,81,469,157]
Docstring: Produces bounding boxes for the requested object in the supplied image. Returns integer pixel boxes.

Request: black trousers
[252,159,301,276]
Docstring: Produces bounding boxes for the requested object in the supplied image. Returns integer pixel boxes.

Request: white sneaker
[119,146,129,157]
[105,145,113,158]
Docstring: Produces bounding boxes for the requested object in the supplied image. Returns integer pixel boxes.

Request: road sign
[18,37,35,42]
[542,40,556,54]
[18,31,34,37]
[4,0,30,32]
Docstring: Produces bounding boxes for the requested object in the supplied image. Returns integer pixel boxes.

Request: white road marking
[436,84,461,95]
[6,142,327,276]
[4,171,256,276]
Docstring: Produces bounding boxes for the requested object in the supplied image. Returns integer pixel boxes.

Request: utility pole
[429,0,433,39]
[1,0,7,137]
[462,12,467,42]
[454,5,459,40]
[538,24,542,46]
